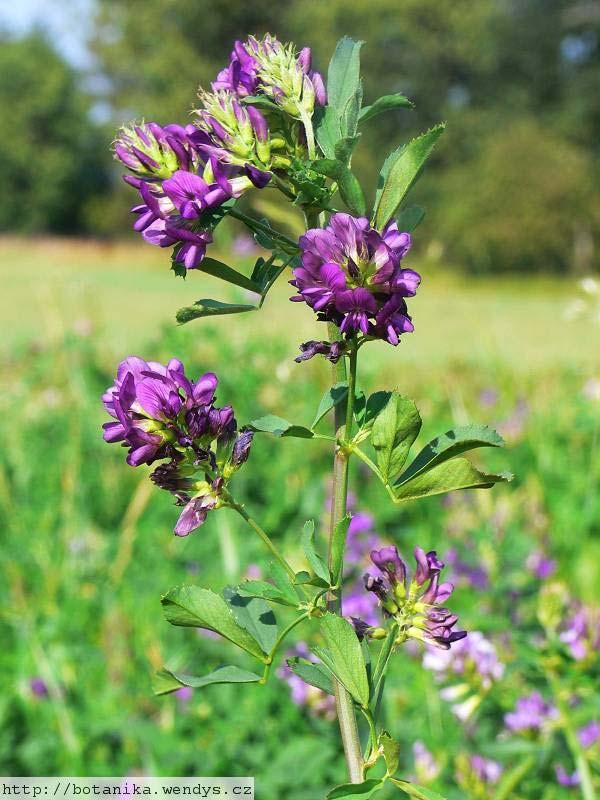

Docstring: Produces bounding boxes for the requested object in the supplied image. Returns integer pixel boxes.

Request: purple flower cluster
[291,213,420,355]
[504,692,558,733]
[102,356,252,535]
[213,35,326,117]
[356,545,466,650]
[114,122,259,269]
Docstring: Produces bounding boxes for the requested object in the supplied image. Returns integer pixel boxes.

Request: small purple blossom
[291,214,419,349]
[526,550,557,579]
[504,692,558,733]
[578,721,600,748]
[295,340,347,364]
[560,604,600,661]
[358,545,466,650]
[29,677,48,698]
[423,631,504,694]
[555,765,580,787]
[412,741,441,784]
[469,755,503,785]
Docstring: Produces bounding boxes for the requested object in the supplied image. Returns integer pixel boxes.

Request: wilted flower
[295,339,348,364]
[102,357,252,535]
[291,214,419,351]
[504,692,558,733]
[356,545,466,650]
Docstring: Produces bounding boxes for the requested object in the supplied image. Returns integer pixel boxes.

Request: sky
[0,0,95,67]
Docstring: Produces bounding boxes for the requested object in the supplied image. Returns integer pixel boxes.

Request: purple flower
[30,677,48,698]
[413,742,441,783]
[215,35,327,117]
[555,765,580,787]
[423,631,504,691]
[578,721,600,749]
[469,755,503,785]
[526,550,557,579]
[560,605,600,661]
[291,214,419,349]
[504,692,558,733]
[102,358,252,536]
[358,545,466,650]
[113,122,199,180]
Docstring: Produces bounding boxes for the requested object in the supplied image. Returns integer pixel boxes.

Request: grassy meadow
[1,236,599,797]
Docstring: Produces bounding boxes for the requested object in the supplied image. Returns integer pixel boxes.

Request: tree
[0,33,108,233]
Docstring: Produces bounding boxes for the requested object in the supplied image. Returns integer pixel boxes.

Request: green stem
[228,207,299,250]
[326,333,364,784]
[548,672,596,800]
[372,624,398,702]
[228,500,297,584]
[299,107,316,160]
[261,613,310,683]
[360,706,379,759]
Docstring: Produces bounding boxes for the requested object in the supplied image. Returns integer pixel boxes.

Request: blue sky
[0,0,95,67]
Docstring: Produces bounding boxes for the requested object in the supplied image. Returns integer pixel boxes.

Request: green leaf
[390,780,447,800]
[249,414,314,439]
[250,255,285,296]
[393,459,512,502]
[161,586,266,660]
[316,613,369,707]
[396,206,426,233]
[395,425,505,486]
[153,665,262,696]
[379,732,400,776]
[326,37,364,126]
[327,779,385,799]
[373,124,445,229]
[357,390,393,431]
[240,95,280,111]
[371,393,422,482]
[334,135,361,164]
[286,657,335,695]
[301,520,330,583]
[312,382,349,429]
[236,579,299,607]
[337,167,367,216]
[312,158,365,214]
[316,37,364,157]
[359,93,414,123]
[176,299,256,324]
[223,587,279,654]
[195,257,261,293]
[330,515,351,586]
[294,571,330,589]
[268,561,301,606]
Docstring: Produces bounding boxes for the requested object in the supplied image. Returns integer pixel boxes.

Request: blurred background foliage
[1,0,599,273]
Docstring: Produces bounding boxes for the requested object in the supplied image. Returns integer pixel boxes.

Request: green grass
[1,237,599,797]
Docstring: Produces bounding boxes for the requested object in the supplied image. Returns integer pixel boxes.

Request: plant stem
[548,671,597,800]
[261,613,310,683]
[228,500,298,584]
[327,332,364,783]
[360,706,379,759]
